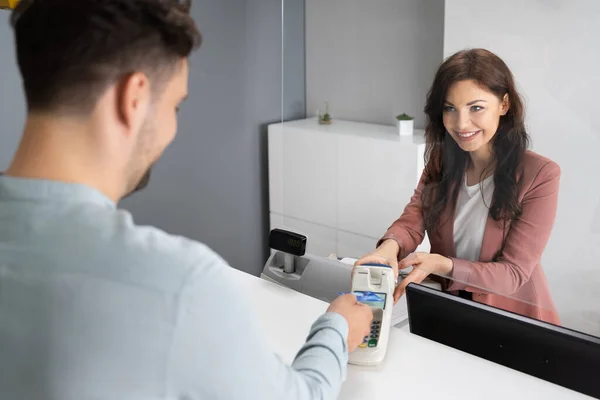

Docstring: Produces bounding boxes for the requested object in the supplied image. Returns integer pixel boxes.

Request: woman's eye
[471,105,484,112]
[443,105,455,112]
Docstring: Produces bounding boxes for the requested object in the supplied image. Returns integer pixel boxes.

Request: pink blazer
[380,150,561,324]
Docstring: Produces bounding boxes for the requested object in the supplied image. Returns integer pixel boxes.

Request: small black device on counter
[268,229,307,256]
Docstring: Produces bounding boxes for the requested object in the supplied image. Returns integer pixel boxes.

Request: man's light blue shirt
[0,176,348,399]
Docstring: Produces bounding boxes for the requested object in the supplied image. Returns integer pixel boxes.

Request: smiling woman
[354,48,561,325]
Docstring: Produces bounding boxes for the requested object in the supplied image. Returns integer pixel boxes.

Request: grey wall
[243,0,287,270]
[445,0,600,336]
[122,0,284,274]
[0,0,284,276]
[305,0,444,128]
[282,0,306,121]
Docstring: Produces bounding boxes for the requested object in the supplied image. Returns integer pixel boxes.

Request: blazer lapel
[437,182,458,258]
[478,213,495,261]
[478,212,507,262]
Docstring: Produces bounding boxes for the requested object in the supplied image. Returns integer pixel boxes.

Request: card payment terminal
[348,263,395,366]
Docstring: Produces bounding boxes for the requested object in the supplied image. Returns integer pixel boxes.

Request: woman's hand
[353,239,400,280]
[393,252,453,303]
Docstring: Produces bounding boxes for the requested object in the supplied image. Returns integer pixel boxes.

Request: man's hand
[327,294,373,352]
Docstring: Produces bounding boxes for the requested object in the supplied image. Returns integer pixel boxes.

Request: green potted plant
[395,113,414,136]
[318,101,333,125]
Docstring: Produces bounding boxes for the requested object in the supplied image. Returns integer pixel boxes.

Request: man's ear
[116,72,151,137]
[501,93,510,116]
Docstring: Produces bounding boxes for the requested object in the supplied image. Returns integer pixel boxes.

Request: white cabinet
[268,118,430,258]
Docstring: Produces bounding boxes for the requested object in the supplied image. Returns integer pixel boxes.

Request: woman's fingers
[399,252,421,269]
[393,267,430,304]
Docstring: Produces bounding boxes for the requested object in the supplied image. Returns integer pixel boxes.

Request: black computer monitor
[406,283,600,398]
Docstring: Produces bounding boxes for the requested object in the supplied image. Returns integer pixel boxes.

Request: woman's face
[442,79,509,158]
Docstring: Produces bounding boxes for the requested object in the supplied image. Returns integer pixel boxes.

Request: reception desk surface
[235,268,593,400]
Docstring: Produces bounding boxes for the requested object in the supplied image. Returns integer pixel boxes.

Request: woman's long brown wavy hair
[422,48,530,233]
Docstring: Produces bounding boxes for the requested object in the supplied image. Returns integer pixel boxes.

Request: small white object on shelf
[395,113,415,136]
[398,119,414,136]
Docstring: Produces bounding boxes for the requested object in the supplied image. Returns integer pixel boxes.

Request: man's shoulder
[90,208,229,290]
[140,227,218,264]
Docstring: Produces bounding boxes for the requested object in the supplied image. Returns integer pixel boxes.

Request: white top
[240,269,590,399]
[453,174,495,261]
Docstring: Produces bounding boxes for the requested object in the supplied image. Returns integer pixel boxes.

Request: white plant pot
[398,120,414,136]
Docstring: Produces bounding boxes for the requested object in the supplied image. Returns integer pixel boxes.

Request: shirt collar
[0,175,116,209]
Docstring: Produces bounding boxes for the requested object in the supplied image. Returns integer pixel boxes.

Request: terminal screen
[354,291,386,310]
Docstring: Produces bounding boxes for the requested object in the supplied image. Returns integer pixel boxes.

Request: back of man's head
[7,0,202,200]
[11,0,202,114]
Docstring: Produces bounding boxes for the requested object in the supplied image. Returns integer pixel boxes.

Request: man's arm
[167,255,349,400]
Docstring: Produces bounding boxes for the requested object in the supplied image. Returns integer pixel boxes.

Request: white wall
[305,0,445,128]
[444,0,600,335]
